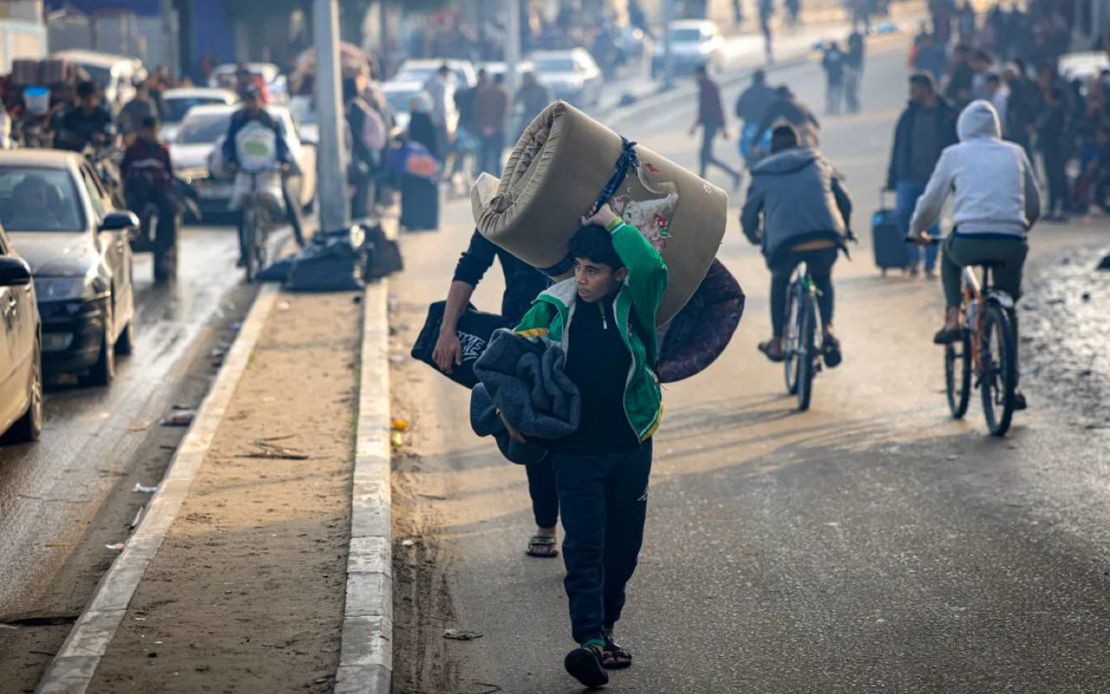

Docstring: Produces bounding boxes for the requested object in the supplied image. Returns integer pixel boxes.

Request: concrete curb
[35,283,280,694]
[335,280,393,694]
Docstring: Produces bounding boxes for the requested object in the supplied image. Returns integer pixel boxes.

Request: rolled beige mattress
[471,100,728,325]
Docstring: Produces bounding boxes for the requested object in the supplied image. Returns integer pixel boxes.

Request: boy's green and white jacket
[513,218,669,441]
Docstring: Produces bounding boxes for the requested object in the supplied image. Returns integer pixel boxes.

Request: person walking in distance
[759,0,775,63]
[690,65,742,190]
[886,73,958,277]
[1036,85,1070,222]
[472,69,511,176]
[845,29,865,113]
[822,41,848,116]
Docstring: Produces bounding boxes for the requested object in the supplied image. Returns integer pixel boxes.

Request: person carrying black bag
[432,229,558,558]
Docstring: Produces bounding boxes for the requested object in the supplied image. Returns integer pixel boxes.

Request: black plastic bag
[361,221,404,280]
[411,302,512,388]
[284,227,367,292]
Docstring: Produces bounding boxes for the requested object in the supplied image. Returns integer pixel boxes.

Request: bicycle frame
[960,267,985,373]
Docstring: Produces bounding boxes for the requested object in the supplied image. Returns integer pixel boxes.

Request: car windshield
[670,28,704,42]
[0,167,84,232]
[177,112,231,144]
[82,64,113,89]
[165,97,226,123]
[386,90,419,114]
[534,57,576,73]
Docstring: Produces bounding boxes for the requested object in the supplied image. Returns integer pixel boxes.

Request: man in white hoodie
[910,100,1040,406]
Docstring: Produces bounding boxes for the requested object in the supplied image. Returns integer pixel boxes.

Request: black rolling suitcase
[871,190,908,276]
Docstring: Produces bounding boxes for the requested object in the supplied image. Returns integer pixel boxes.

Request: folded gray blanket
[470,329,580,461]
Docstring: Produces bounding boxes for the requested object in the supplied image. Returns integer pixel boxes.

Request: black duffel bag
[411,302,513,388]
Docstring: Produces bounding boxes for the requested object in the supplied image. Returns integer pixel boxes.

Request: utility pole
[313,0,350,233]
[378,0,390,78]
[505,0,522,95]
[663,0,674,90]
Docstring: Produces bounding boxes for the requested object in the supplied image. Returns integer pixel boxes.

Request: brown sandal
[601,633,632,669]
[526,535,558,558]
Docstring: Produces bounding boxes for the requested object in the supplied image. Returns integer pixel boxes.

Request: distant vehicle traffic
[1058,51,1110,85]
[51,50,146,108]
[170,105,316,218]
[653,19,723,77]
[529,49,604,107]
[208,63,288,103]
[159,87,238,143]
[394,58,477,88]
[0,151,137,387]
[0,224,40,442]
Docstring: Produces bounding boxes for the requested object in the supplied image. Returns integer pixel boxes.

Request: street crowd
[905,0,1110,222]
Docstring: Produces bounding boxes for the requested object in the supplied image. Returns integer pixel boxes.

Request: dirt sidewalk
[89,289,363,692]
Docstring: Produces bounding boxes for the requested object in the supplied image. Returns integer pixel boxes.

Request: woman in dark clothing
[399,93,441,231]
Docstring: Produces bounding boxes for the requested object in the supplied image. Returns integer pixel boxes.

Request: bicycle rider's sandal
[822,335,843,368]
[933,327,962,345]
[758,340,786,363]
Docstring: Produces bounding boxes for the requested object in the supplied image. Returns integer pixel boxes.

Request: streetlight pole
[313,0,350,233]
[505,0,522,96]
[663,0,674,91]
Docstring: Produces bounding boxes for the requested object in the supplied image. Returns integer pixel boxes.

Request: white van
[51,50,146,108]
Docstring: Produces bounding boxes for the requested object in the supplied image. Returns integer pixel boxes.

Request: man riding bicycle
[741,124,853,366]
[222,85,305,257]
[909,100,1040,409]
[53,80,115,152]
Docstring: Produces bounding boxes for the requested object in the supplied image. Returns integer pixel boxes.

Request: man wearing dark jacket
[690,65,741,189]
[735,70,778,164]
[1002,62,1038,159]
[945,44,975,111]
[752,85,821,147]
[1037,85,1070,221]
[433,230,556,557]
[742,124,852,367]
[886,73,958,276]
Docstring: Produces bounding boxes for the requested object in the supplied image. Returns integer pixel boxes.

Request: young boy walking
[511,203,667,687]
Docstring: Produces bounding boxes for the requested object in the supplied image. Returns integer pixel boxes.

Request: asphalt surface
[393,34,1110,694]
[0,224,242,617]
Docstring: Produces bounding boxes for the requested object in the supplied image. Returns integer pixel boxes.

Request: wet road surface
[0,224,243,616]
[391,35,1110,694]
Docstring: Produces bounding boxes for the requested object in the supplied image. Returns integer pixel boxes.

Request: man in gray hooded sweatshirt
[910,99,1040,408]
[742,124,853,366]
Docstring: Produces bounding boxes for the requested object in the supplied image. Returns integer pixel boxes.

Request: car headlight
[34,276,106,302]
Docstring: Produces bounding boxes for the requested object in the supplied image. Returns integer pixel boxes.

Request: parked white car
[529,49,603,108]
[159,87,238,143]
[653,20,724,77]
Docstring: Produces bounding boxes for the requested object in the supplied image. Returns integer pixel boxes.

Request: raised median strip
[36,284,279,694]
[335,280,393,694]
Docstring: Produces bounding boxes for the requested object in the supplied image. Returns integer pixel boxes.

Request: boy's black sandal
[601,634,632,670]
[565,643,610,688]
[525,535,558,558]
[822,335,842,368]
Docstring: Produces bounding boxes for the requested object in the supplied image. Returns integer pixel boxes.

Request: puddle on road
[1022,245,1110,426]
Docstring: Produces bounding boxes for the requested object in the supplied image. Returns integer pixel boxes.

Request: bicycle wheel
[783,282,801,395]
[795,293,817,412]
[240,207,259,283]
[979,305,1017,436]
[945,330,972,419]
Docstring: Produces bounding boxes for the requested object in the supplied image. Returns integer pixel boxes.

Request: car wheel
[80,308,116,388]
[7,335,43,443]
[115,320,135,356]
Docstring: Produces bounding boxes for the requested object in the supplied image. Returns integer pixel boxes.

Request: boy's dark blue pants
[526,457,558,528]
[552,441,653,644]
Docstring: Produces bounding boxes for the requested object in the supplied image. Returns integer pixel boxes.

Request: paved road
[392,35,1110,694]
[0,224,243,617]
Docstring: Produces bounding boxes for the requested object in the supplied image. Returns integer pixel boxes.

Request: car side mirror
[0,256,32,287]
[99,211,139,232]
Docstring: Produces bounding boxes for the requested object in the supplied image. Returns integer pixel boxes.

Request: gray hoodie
[741,146,852,262]
[910,100,1041,239]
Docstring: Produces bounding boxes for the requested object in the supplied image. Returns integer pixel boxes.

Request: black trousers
[699,125,740,181]
[553,441,653,644]
[526,457,558,528]
[769,246,837,337]
[1041,143,1068,215]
